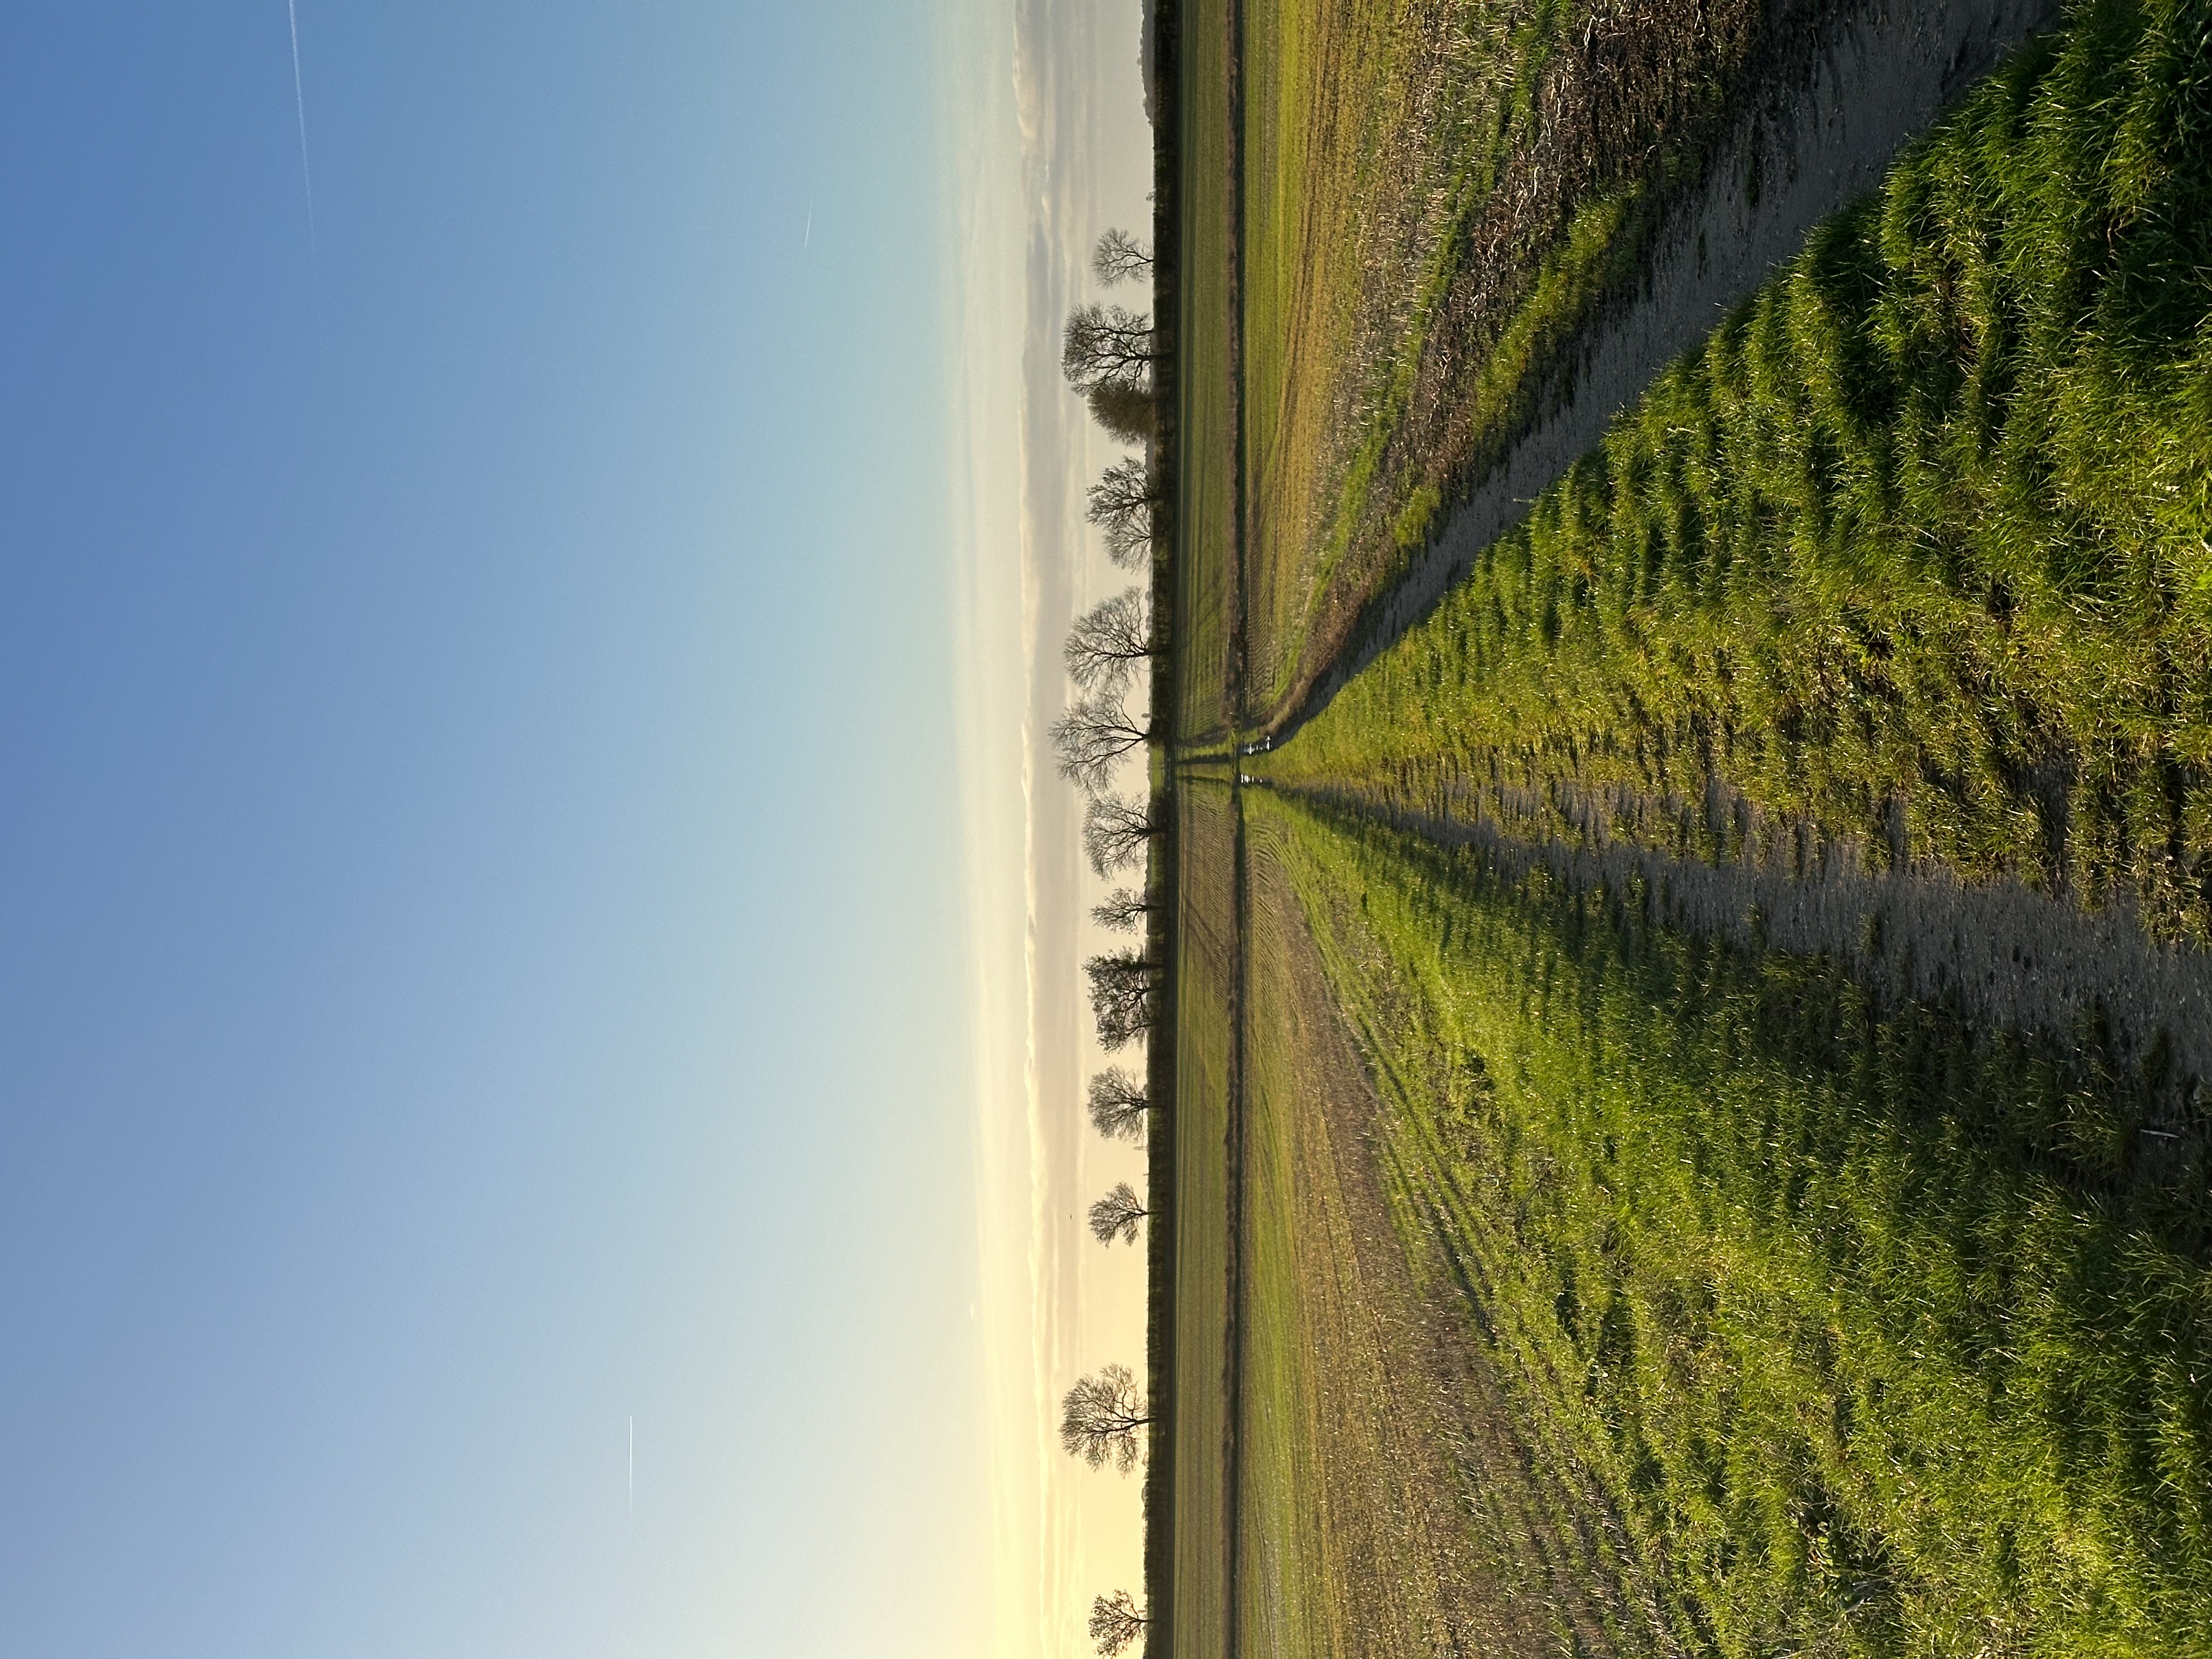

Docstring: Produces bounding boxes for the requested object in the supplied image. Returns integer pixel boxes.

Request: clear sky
[0,4,1041,1655]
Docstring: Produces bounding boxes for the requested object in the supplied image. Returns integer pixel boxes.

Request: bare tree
[1053,694,1153,794]
[1066,589,1152,696]
[1088,1590,1149,1656]
[1090,227,1153,289]
[1060,1363,1149,1472]
[1091,886,1155,932]
[1082,793,1157,878]
[1088,456,1159,571]
[1062,303,1155,395]
[1089,1182,1149,1246]
[1086,950,1156,1050]
[1087,380,1155,444]
[1087,1067,1150,1142]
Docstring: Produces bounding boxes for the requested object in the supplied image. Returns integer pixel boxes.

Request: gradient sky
[0,4,1110,1655]
[943,2,1155,1656]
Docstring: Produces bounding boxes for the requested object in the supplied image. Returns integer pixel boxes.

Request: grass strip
[1258,784,2212,1655]
[1242,823,1685,1655]
[1167,778,1239,1659]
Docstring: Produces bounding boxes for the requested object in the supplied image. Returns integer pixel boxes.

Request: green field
[1240,816,1682,1657]
[1241,826,1467,1659]
[1174,0,1242,743]
[1166,777,1239,1659]
[1261,0,2212,939]
[1257,785,2212,1655]
[1239,0,1864,720]
[1145,3,2212,1655]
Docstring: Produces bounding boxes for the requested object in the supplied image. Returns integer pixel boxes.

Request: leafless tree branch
[1085,951,1156,1051]
[1088,1181,1149,1246]
[1090,228,1153,290]
[1052,695,1152,795]
[1065,589,1153,696]
[1089,1590,1148,1656]
[1091,886,1155,932]
[1060,1363,1149,1472]
[1082,793,1157,878]
[1062,303,1155,394]
[1087,1067,1151,1143]
[1087,456,1160,571]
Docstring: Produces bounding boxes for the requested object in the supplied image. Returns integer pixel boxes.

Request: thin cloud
[286,0,315,247]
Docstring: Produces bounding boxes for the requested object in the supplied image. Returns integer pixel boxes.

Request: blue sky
[0,4,994,1654]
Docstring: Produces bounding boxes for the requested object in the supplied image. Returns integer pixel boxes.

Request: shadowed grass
[1258,784,2212,1655]
[1241,818,1682,1656]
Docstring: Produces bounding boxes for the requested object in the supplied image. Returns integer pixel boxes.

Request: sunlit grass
[1265,0,2212,936]
[1175,0,1240,742]
[1242,0,1815,716]
[1259,785,2212,1655]
[1166,778,1238,1658]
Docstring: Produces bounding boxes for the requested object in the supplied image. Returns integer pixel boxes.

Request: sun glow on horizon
[940,1,1158,1654]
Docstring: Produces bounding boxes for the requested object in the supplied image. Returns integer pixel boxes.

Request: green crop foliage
[1243,0,1820,718]
[1256,785,2212,1655]
[1175,0,1242,743]
[1265,0,2212,937]
[1167,779,1239,1659]
[1241,822,1690,1655]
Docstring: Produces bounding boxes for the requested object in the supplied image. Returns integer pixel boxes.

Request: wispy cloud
[945,0,1156,1654]
[286,0,315,248]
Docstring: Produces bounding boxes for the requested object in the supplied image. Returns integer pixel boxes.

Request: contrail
[628,1414,634,1523]
[804,196,813,249]
[286,0,316,246]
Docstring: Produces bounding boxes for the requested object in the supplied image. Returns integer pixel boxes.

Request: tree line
[1051,225,1163,1654]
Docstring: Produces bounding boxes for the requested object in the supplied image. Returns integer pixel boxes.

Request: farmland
[1257,786,2212,1654]
[1173,0,1242,743]
[1135,1,2212,1656]
[1238,0,1944,720]
[1164,776,1239,1659]
[1240,814,1677,1656]
[1259,2,2212,940]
